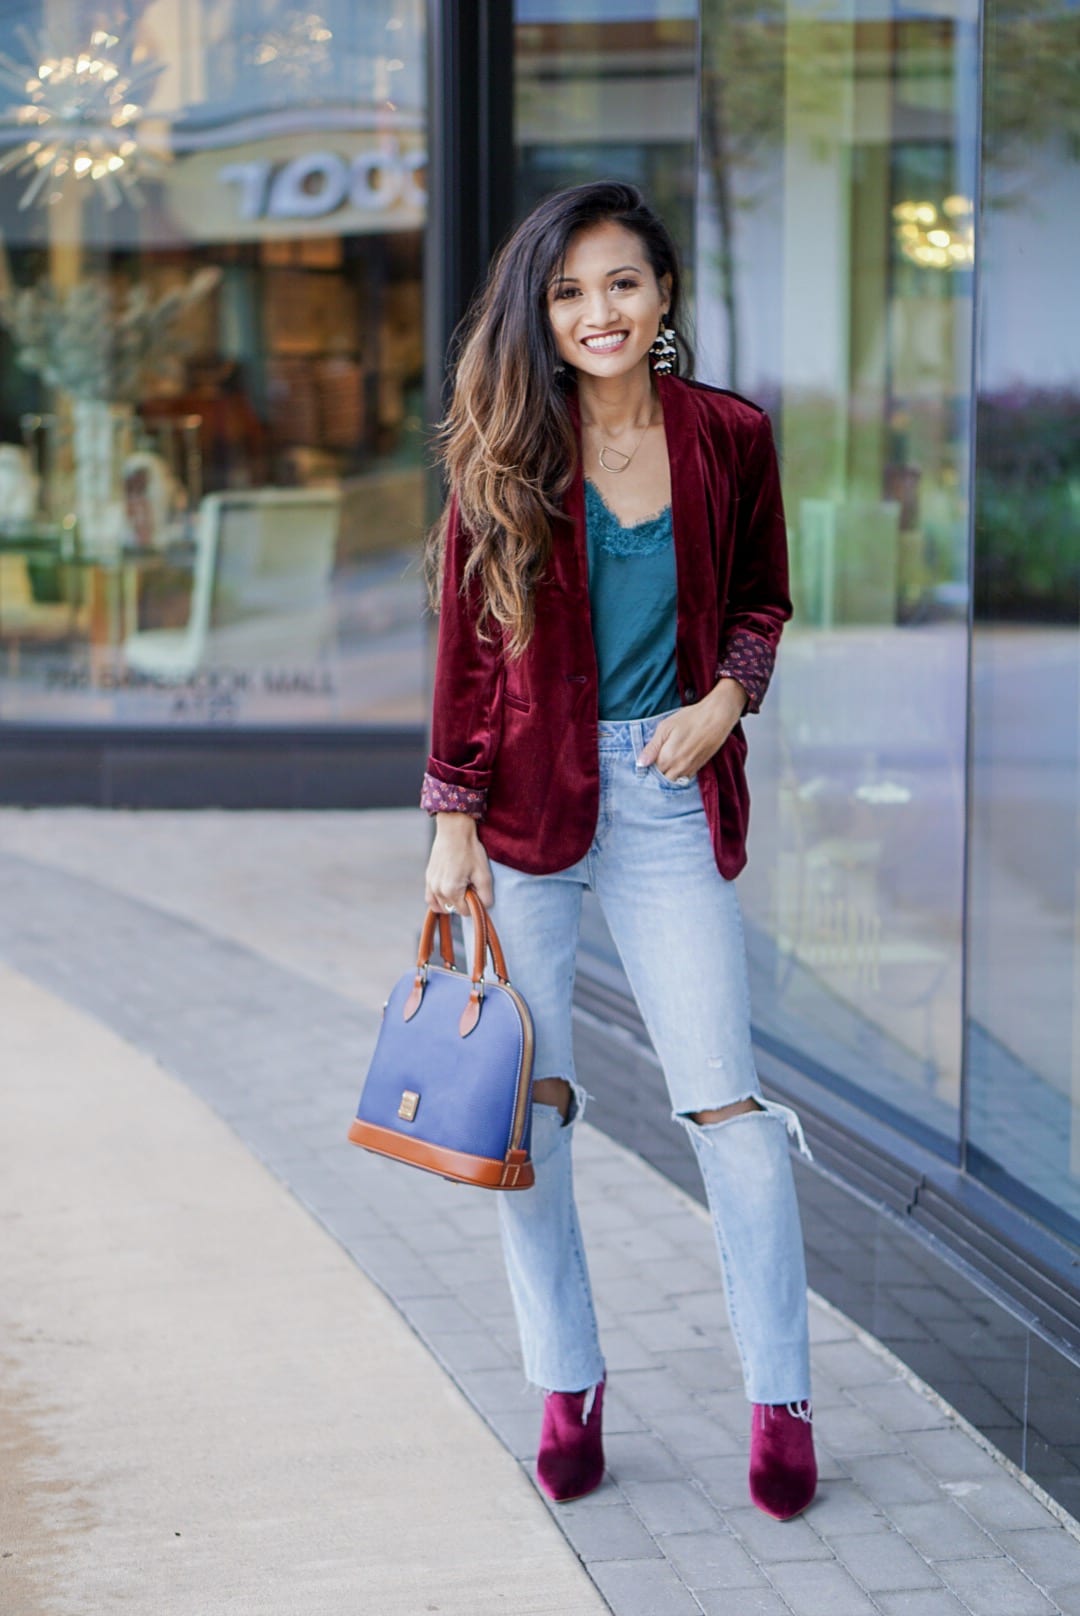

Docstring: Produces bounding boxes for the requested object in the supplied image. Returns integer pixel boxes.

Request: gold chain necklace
[590,417,656,475]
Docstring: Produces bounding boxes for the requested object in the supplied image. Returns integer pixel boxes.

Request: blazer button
[683,684,697,702]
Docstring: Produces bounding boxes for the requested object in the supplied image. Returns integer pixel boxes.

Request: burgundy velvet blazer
[420,373,793,881]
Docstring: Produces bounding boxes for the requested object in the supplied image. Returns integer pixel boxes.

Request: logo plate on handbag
[398,1089,420,1121]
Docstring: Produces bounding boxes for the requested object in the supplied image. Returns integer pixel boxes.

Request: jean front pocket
[650,764,697,793]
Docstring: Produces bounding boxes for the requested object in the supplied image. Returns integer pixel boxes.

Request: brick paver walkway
[2,810,1079,1615]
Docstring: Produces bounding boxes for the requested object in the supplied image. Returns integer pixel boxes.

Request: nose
[582,289,618,328]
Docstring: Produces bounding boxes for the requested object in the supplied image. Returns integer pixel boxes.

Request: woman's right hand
[424,813,495,913]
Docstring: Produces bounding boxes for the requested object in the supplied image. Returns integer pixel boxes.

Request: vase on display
[0,443,38,523]
[0,268,223,552]
[71,398,134,557]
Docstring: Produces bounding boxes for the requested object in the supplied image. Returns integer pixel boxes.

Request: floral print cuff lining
[716,632,775,714]
[420,773,487,818]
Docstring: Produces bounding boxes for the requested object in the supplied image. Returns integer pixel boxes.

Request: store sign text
[46,662,337,723]
[219,143,426,221]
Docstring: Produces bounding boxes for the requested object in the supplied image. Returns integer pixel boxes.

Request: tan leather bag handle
[416,887,508,983]
[415,910,456,970]
[409,887,510,1034]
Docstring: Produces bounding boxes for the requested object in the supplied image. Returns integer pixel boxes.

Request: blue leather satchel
[348,887,536,1189]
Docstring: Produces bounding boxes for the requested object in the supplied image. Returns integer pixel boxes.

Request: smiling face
[546,219,671,381]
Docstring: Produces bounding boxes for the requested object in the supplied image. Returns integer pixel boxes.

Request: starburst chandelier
[0,24,165,210]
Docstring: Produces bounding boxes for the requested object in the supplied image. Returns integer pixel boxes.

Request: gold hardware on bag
[398,1089,420,1121]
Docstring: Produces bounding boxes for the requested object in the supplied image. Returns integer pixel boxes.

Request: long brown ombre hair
[424,181,691,659]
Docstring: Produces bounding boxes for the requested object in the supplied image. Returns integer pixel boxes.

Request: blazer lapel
[560,389,587,594]
[658,372,709,626]
[561,377,708,619]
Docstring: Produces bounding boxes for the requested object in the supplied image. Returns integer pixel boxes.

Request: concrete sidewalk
[0,963,605,1616]
[1,808,1079,1616]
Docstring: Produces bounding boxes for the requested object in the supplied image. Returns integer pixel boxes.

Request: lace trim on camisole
[585,479,673,558]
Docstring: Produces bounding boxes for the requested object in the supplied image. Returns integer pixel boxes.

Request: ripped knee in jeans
[675,1094,813,1161]
[531,1076,589,1127]
[533,1076,572,1119]
[688,1097,764,1126]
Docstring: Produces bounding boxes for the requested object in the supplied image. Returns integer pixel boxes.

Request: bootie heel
[749,1401,817,1519]
[536,1376,606,1502]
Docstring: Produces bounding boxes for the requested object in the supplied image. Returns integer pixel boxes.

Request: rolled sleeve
[420,774,487,818]
[715,631,775,714]
[422,494,501,815]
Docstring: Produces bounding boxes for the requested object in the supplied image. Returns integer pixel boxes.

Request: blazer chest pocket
[503,690,531,713]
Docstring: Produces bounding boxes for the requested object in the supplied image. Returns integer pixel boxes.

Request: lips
[581,331,629,354]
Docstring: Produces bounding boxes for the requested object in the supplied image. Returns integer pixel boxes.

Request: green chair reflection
[796,498,901,628]
[0,550,83,673]
[123,486,342,680]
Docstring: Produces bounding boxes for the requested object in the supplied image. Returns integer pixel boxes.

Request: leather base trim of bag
[348,1117,535,1190]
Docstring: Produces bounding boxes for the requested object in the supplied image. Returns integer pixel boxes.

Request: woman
[422,181,816,1520]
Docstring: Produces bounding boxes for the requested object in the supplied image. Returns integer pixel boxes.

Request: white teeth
[583,333,627,352]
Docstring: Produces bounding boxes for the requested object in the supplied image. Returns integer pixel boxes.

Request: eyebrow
[551,264,644,283]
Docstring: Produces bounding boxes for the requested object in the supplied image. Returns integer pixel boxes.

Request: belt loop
[630,717,644,758]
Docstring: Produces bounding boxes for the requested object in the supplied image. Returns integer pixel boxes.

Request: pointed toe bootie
[749,1401,817,1520]
[536,1376,606,1503]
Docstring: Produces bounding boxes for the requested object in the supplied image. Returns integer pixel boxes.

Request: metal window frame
[424,0,516,437]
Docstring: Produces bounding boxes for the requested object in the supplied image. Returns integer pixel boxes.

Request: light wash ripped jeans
[463,707,813,1406]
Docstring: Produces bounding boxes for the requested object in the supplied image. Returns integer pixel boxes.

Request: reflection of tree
[701,0,1079,385]
[978,0,1080,624]
[700,0,781,390]
[700,0,847,389]
[983,0,1080,197]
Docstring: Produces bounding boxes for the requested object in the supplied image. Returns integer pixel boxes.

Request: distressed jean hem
[742,1372,814,1406]
[522,1359,609,1396]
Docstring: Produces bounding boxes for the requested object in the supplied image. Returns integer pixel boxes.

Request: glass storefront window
[514,2,698,245]
[0,2,427,728]
[966,0,1080,1239]
[505,0,1079,1264]
[697,0,977,1151]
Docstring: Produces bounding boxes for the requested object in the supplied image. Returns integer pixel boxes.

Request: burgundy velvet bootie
[749,1401,817,1520]
[536,1376,606,1503]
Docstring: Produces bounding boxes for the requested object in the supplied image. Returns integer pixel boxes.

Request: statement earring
[650,320,678,375]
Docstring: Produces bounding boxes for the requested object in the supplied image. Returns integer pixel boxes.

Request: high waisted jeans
[462,708,813,1406]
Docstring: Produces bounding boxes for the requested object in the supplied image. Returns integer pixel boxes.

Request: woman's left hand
[637,679,748,782]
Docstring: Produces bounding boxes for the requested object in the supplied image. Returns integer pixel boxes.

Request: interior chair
[0,552,81,675]
[123,486,342,680]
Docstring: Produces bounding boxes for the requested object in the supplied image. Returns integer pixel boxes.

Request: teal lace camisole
[584,479,681,721]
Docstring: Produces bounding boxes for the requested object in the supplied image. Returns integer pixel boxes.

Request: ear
[658,272,673,318]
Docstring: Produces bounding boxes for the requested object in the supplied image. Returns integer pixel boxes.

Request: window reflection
[967,0,1080,1239]
[0,1,426,728]
[514,2,697,242]
[697,0,977,1148]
